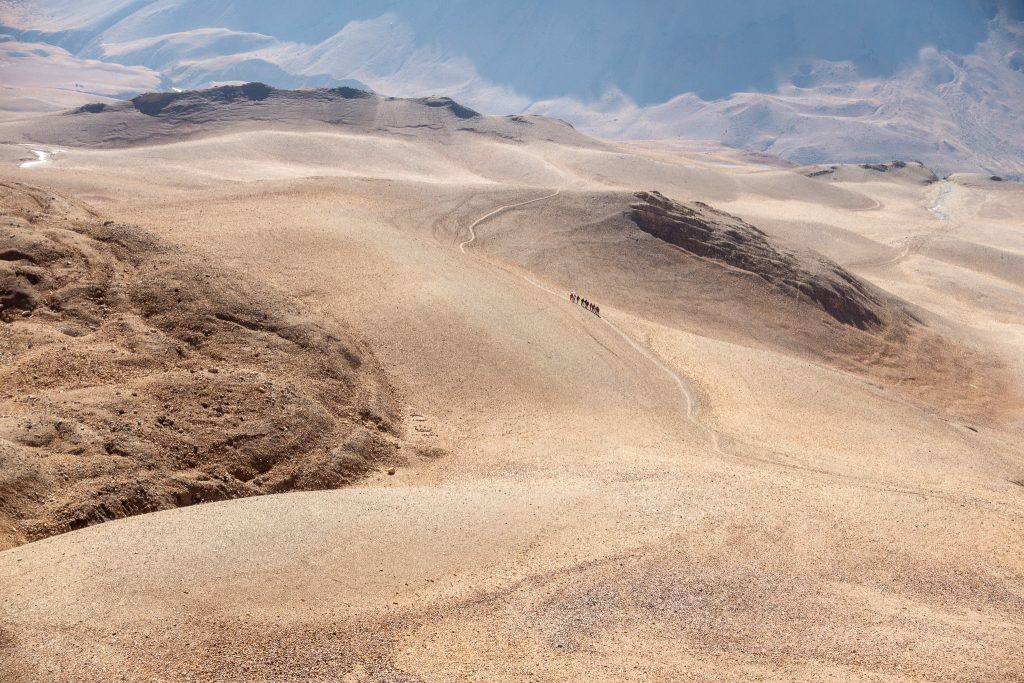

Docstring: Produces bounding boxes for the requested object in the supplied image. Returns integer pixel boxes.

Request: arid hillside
[0,83,600,150]
[0,181,405,550]
[467,187,1018,425]
[629,190,891,329]
[0,86,1022,682]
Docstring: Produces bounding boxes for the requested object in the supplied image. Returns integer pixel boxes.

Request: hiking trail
[458,188,722,453]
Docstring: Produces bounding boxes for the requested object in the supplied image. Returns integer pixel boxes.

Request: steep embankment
[0,181,404,550]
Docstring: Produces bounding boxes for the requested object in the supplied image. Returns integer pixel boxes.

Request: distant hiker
[568,292,599,316]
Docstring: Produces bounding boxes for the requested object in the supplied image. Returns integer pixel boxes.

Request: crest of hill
[798,160,940,184]
[629,190,893,330]
[4,83,601,149]
[484,187,1015,423]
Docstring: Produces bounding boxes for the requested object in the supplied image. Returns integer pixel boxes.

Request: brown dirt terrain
[476,188,1019,425]
[0,181,402,550]
[0,88,1022,682]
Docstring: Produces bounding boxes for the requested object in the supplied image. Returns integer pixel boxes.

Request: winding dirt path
[458,189,561,254]
[458,189,722,453]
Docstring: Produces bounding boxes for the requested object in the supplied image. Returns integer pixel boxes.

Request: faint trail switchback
[458,188,722,453]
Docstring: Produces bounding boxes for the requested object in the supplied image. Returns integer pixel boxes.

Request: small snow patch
[20,150,52,169]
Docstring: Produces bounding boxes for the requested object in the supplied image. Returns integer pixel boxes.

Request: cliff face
[629,191,886,329]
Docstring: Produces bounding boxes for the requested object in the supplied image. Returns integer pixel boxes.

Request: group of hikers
[569,292,600,316]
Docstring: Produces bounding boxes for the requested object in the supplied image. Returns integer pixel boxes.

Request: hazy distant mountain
[2,0,1022,174]
[531,17,1024,177]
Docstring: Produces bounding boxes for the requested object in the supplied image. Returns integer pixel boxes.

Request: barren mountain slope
[0,83,599,150]
[471,187,1018,425]
[0,181,403,550]
[0,94,1022,682]
[629,190,891,329]
[798,160,940,185]
[4,0,1022,176]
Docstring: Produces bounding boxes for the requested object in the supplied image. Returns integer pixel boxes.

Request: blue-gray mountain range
[2,0,1022,174]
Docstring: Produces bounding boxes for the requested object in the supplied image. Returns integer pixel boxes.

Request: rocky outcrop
[629,191,886,329]
[31,84,601,149]
[0,182,403,548]
[418,96,480,119]
[131,82,274,116]
[800,160,939,184]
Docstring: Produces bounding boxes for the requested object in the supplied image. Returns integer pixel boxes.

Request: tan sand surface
[0,98,1022,681]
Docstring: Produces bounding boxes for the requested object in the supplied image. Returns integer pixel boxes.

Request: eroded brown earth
[0,181,403,550]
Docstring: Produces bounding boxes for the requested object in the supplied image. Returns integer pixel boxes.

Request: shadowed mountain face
[629,191,886,329]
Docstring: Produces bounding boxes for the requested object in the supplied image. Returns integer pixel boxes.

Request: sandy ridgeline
[0,87,1023,682]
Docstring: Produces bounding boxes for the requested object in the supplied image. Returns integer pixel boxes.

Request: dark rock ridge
[801,160,939,184]
[417,95,480,119]
[859,160,938,182]
[629,191,886,329]
[123,83,374,118]
[126,83,474,120]
[131,82,274,116]
[40,83,599,150]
